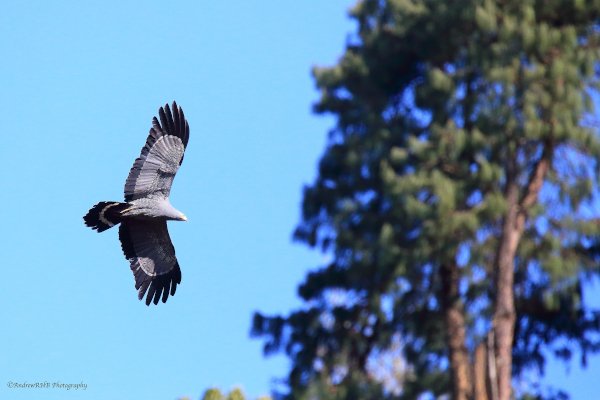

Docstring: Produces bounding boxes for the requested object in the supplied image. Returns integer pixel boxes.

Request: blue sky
[0,1,598,399]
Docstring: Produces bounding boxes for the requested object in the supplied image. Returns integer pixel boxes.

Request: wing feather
[119,220,181,305]
[124,102,189,201]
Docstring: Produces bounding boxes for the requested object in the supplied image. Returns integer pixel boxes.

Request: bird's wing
[119,220,182,305]
[124,102,189,201]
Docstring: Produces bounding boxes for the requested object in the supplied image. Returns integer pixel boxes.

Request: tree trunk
[491,185,519,400]
[473,341,489,400]
[492,143,551,400]
[441,263,472,400]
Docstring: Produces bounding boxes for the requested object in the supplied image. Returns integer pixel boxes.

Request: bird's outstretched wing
[124,102,190,201]
[119,220,182,305]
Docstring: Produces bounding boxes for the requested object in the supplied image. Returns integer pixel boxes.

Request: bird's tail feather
[84,202,130,232]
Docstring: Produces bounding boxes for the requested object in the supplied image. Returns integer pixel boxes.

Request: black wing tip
[164,100,179,115]
[156,101,188,147]
[136,262,182,306]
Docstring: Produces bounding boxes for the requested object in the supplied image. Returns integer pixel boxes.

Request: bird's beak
[180,214,188,221]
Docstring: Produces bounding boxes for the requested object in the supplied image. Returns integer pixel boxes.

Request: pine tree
[253,1,600,399]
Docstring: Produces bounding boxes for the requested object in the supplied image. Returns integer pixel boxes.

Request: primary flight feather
[84,102,189,306]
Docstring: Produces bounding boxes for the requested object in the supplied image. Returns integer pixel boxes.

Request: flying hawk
[84,102,189,305]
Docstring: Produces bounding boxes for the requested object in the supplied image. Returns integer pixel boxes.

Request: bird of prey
[84,102,189,306]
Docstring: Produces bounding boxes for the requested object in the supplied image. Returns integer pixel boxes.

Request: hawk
[84,102,189,305]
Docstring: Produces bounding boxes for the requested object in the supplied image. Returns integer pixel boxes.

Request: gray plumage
[84,102,189,305]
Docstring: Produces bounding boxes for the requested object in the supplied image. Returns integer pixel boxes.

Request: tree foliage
[253,0,600,399]
[197,387,271,400]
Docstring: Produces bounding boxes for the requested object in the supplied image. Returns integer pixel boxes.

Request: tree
[198,387,271,400]
[253,0,600,399]
[201,388,225,400]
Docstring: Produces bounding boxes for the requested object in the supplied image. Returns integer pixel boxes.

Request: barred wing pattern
[119,220,182,305]
[124,102,190,201]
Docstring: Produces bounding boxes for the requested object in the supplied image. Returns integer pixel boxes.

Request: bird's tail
[84,202,130,232]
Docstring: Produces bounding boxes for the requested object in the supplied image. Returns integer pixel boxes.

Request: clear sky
[0,1,598,400]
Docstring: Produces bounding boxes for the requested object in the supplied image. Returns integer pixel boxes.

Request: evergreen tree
[253,1,600,399]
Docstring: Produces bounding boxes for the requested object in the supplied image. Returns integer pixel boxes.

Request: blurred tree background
[180,387,271,400]
[251,0,600,399]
